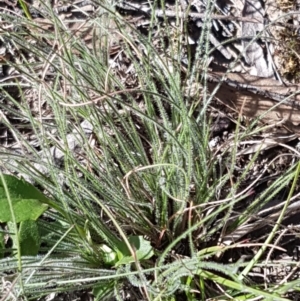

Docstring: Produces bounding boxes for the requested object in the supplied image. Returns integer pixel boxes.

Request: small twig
[206,71,300,109]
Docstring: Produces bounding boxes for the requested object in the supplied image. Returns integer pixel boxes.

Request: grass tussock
[0,1,300,300]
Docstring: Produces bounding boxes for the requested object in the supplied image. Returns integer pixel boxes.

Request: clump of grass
[0,1,300,300]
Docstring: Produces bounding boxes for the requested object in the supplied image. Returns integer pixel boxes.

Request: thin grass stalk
[228,166,295,234]
[239,161,300,280]
[0,173,26,299]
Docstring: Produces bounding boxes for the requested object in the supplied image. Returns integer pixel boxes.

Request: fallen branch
[206,72,300,134]
[116,1,300,29]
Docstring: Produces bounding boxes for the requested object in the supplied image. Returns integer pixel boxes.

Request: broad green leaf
[116,236,154,266]
[0,175,49,202]
[19,220,41,256]
[8,220,41,256]
[0,175,49,222]
[0,199,48,223]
